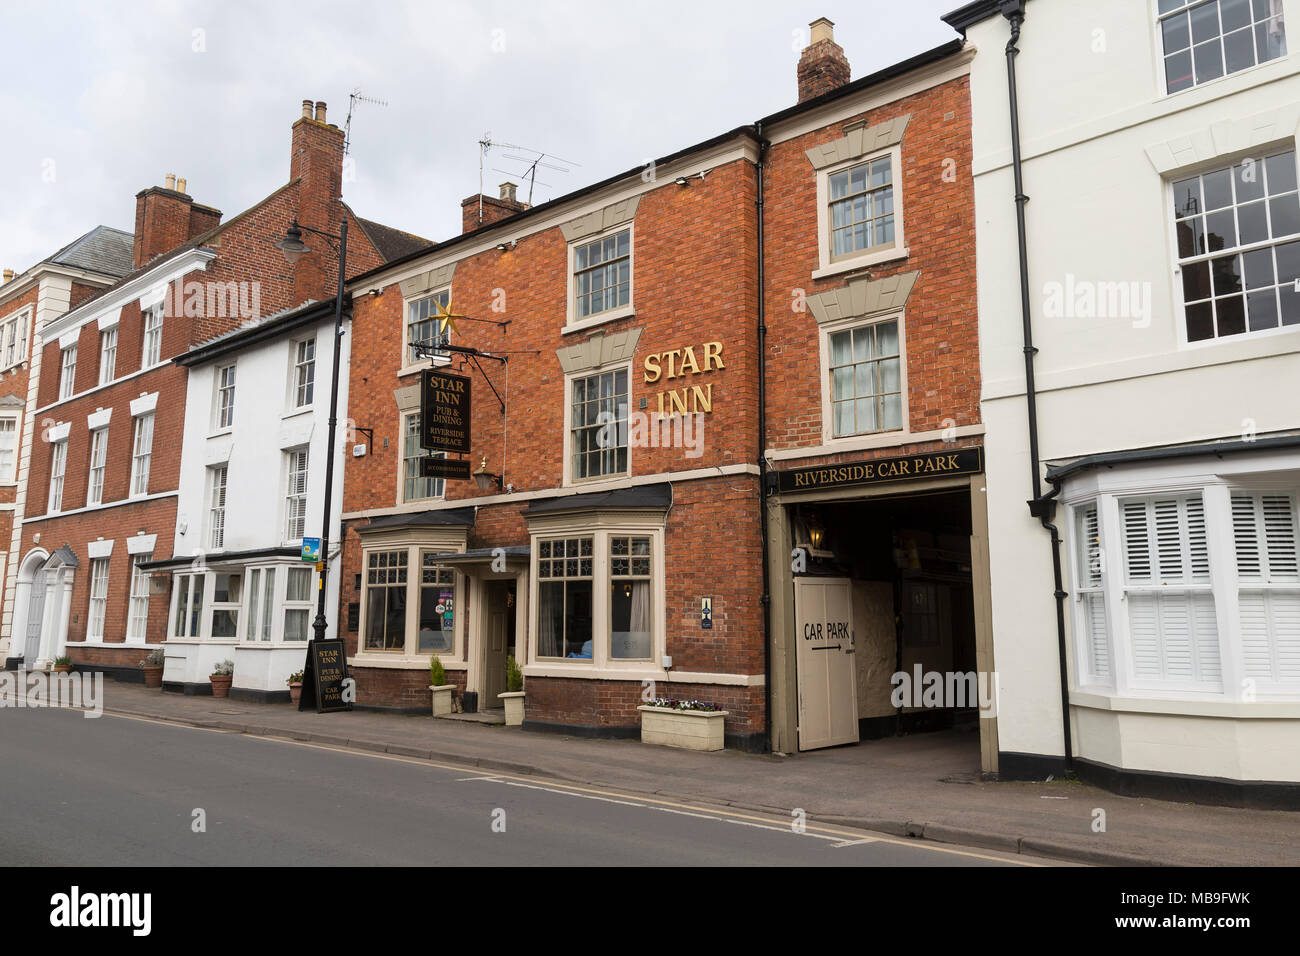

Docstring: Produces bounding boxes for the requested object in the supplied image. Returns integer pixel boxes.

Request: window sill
[813,246,909,281]
[280,407,313,421]
[523,663,668,681]
[1071,689,1300,718]
[562,306,636,336]
[208,428,233,439]
[351,653,468,670]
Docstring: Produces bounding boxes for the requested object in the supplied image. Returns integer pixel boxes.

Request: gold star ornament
[435,299,467,337]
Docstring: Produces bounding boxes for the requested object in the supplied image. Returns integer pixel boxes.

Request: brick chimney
[290,98,345,238]
[797,18,851,103]
[461,181,529,234]
[132,174,223,269]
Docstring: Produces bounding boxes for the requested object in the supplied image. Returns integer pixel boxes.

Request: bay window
[530,524,664,669]
[173,573,205,639]
[1070,478,1300,700]
[246,567,276,641]
[419,554,456,652]
[210,572,242,639]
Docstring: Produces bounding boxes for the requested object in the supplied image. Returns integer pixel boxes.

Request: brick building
[338,20,987,759]
[11,99,401,677]
[0,227,134,667]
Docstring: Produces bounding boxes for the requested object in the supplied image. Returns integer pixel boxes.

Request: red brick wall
[763,75,979,457]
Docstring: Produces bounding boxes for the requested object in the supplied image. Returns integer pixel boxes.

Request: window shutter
[1084,593,1110,680]
[1076,504,1109,681]
[1122,493,1220,687]
[1233,493,1300,684]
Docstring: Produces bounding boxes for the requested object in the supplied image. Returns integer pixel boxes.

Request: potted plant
[52,654,71,674]
[210,659,234,698]
[286,670,304,705]
[428,656,455,716]
[637,698,729,752]
[498,654,525,726]
[140,647,165,688]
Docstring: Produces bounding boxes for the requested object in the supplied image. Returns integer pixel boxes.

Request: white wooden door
[23,568,46,668]
[795,577,860,750]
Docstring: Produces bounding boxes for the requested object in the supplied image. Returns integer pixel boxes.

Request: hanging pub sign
[773,446,983,494]
[420,369,472,454]
[420,456,471,480]
[299,638,351,714]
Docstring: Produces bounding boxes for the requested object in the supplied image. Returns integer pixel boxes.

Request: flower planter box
[142,665,163,688]
[637,705,728,752]
[289,682,303,705]
[430,684,456,717]
[499,691,524,726]
[210,675,233,698]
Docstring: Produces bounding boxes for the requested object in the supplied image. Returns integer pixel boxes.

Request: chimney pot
[315,101,327,123]
[165,173,176,190]
[2,269,13,284]
[176,177,187,194]
[302,99,313,119]
[499,181,517,203]
[810,17,834,44]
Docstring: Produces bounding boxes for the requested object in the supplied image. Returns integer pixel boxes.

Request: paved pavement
[1,707,1030,866]
[21,680,1300,866]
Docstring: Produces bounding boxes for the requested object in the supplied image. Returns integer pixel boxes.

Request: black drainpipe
[1002,0,1073,773]
[754,127,774,753]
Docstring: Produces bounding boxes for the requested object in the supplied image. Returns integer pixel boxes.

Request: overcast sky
[0,0,961,273]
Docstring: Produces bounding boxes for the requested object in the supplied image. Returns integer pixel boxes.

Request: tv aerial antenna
[344,88,389,155]
[478,133,579,218]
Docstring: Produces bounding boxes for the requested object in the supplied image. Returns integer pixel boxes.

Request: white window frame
[1066,473,1300,703]
[283,447,309,543]
[401,288,451,374]
[817,310,909,446]
[814,145,908,280]
[127,553,152,643]
[283,566,314,642]
[0,306,30,370]
[564,223,635,334]
[0,413,19,484]
[48,439,67,512]
[142,305,164,368]
[214,364,236,431]
[1155,0,1288,97]
[563,361,632,487]
[565,223,635,333]
[87,426,108,506]
[526,518,667,677]
[59,345,77,400]
[98,326,117,386]
[291,336,316,409]
[130,412,154,498]
[171,571,206,640]
[400,410,445,503]
[209,570,243,640]
[1169,146,1300,348]
[88,558,110,641]
[244,566,277,642]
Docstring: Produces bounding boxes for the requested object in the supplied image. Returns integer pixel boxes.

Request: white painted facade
[161,304,348,696]
[965,0,1300,783]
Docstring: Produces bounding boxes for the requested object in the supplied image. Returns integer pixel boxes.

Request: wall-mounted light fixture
[473,456,503,493]
[495,239,518,252]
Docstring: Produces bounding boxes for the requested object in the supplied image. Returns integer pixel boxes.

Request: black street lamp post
[276,212,348,645]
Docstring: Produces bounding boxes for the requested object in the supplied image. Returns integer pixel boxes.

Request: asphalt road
[1,707,1038,866]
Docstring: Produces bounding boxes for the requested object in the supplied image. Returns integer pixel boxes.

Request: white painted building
[149,298,348,699]
[948,0,1300,802]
